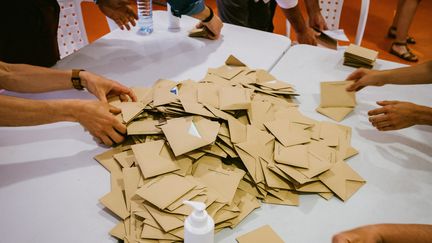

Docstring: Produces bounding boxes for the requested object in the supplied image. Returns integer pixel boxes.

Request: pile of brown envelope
[343,44,378,69]
[316,81,357,122]
[95,55,366,242]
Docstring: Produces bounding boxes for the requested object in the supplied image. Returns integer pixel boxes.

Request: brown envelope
[143,203,184,232]
[113,150,135,168]
[260,157,294,190]
[255,69,277,83]
[320,121,340,147]
[296,152,332,179]
[208,65,245,80]
[264,119,311,147]
[320,81,356,108]
[295,180,331,193]
[109,221,125,240]
[131,87,153,106]
[180,98,216,118]
[319,161,366,201]
[219,86,252,110]
[316,106,354,122]
[152,79,179,107]
[247,100,276,130]
[263,189,299,206]
[236,225,284,243]
[274,143,309,168]
[161,116,220,156]
[131,140,179,178]
[127,119,162,135]
[235,140,264,183]
[193,157,246,204]
[117,102,145,124]
[100,188,129,220]
[229,190,261,228]
[225,55,247,67]
[140,224,181,241]
[135,174,196,209]
[197,83,220,108]
[188,27,209,38]
[122,166,141,210]
[275,163,316,185]
[345,44,379,62]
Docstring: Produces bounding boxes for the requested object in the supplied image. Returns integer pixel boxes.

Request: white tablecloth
[0,11,292,243]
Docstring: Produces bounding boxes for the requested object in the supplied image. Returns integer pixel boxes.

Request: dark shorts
[216,0,277,32]
[0,0,60,67]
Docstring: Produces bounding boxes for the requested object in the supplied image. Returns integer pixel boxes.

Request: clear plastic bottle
[137,0,153,35]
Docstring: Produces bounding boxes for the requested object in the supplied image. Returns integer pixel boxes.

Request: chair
[286,0,370,46]
[57,0,116,58]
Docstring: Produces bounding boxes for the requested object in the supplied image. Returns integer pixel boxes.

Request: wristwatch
[202,6,214,23]
[71,69,85,90]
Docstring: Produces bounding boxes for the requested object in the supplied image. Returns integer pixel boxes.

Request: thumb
[109,105,121,114]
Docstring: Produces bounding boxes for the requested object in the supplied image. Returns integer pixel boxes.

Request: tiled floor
[82,0,431,64]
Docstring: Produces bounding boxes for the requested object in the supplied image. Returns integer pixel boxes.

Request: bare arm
[333,224,432,243]
[281,5,317,45]
[0,61,136,102]
[0,95,126,146]
[304,0,328,30]
[347,61,432,92]
[0,61,73,93]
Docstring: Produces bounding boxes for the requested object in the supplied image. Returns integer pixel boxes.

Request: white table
[218,44,431,243]
[0,11,291,243]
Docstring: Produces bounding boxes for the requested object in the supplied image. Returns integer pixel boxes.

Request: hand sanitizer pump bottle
[183,201,214,243]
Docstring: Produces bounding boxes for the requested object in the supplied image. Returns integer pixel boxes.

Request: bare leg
[395,0,420,43]
[391,0,405,28]
[391,0,420,61]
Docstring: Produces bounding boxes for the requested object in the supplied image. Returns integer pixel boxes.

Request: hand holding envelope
[316,81,357,122]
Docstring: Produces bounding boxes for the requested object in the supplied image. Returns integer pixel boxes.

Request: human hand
[309,12,328,31]
[97,0,138,30]
[75,100,126,146]
[346,68,384,92]
[80,71,137,102]
[332,225,383,243]
[196,14,223,40]
[368,100,420,131]
[296,27,318,45]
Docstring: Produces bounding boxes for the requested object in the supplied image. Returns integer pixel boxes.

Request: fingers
[368,106,387,116]
[376,100,398,106]
[107,128,125,144]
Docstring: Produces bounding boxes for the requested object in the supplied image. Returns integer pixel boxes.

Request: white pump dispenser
[183,200,214,243]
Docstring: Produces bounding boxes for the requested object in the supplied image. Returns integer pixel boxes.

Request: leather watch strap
[71,69,85,90]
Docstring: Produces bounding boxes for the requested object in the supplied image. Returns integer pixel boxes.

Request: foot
[387,26,416,44]
[390,42,418,62]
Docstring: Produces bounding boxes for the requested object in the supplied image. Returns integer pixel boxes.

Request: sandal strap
[392,41,408,46]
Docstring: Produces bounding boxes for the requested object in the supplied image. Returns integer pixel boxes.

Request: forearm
[375,224,432,243]
[378,61,432,86]
[304,0,320,17]
[0,95,78,126]
[414,104,432,126]
[282,5,308,34]
[0,61,73,93]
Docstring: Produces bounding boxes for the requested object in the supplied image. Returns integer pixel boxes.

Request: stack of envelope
[316,81,357,122]
[343,44,378,69]
[95,56,365,242]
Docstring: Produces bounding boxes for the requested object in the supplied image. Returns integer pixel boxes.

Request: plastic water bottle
[137,0,153,35]
[167,3,180,31]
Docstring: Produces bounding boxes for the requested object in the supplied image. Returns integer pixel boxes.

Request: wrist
[49,99,80,123]
[194,6,212,22]
[415,105,432,125]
